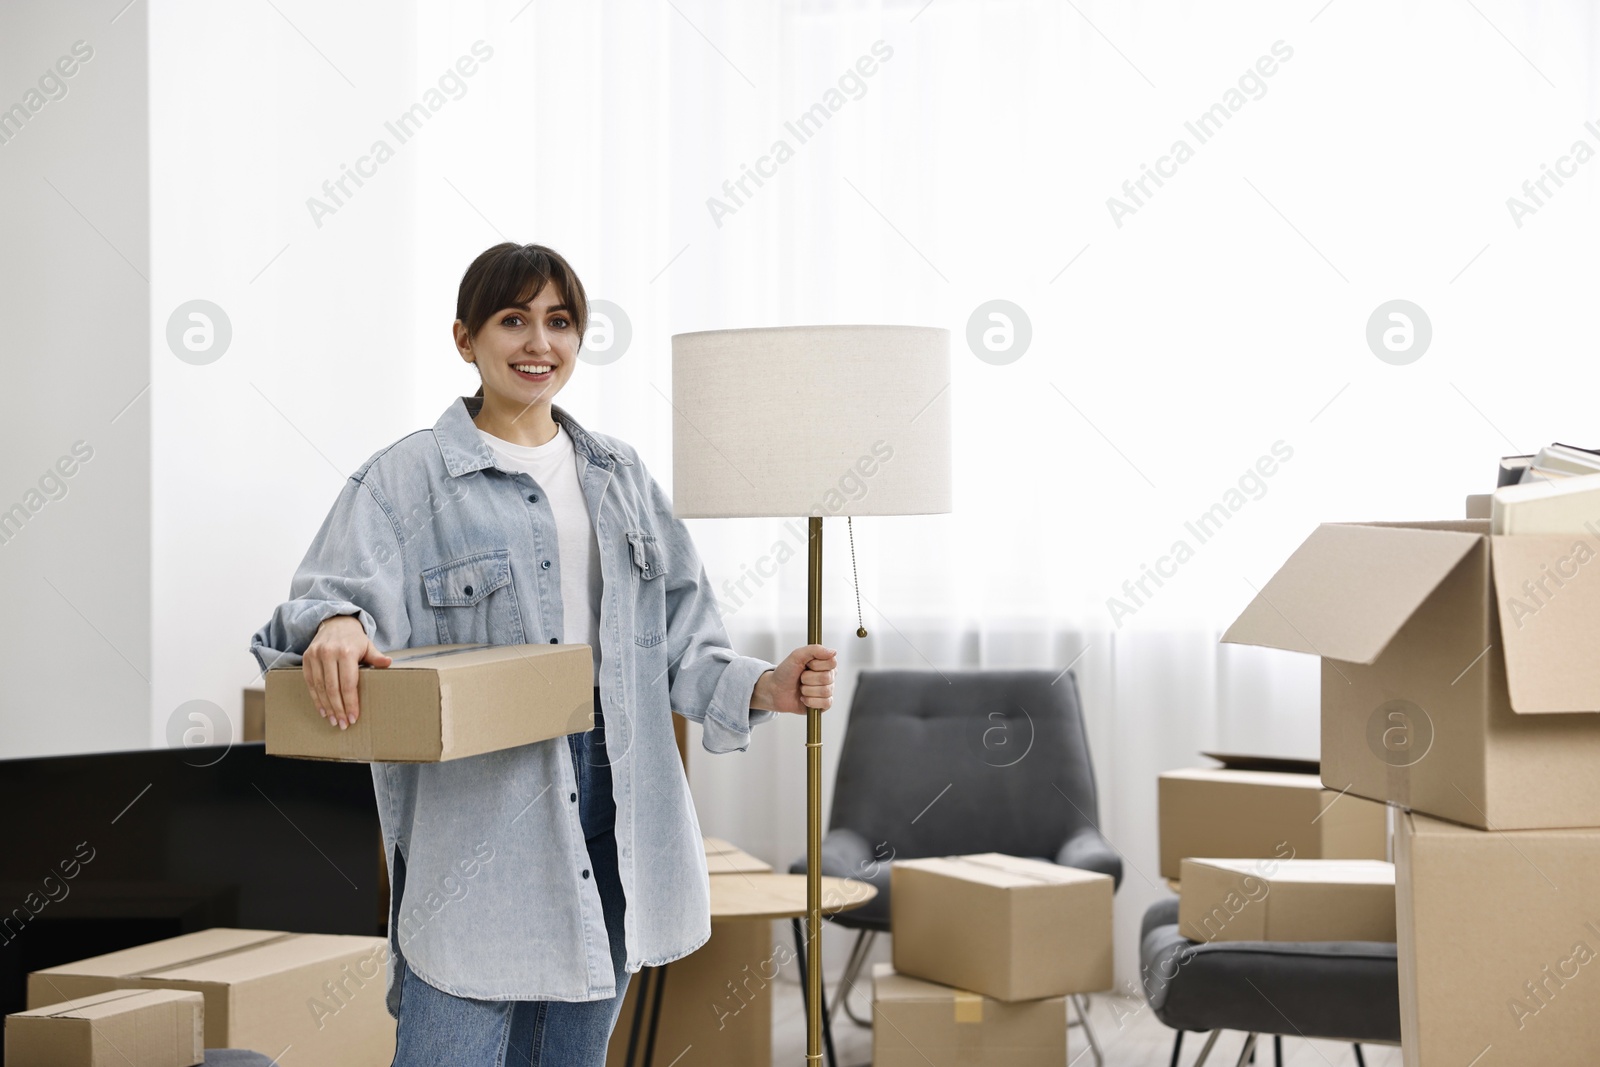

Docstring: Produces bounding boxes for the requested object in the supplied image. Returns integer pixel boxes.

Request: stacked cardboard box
[1177,858,1396,943]
[26,928,395,1067]
[877,853,1113,1062]
[1223,514,1600,1064]
[6,989,204,1067]
[1159,764,1389,881]
[871,964,1067,1067]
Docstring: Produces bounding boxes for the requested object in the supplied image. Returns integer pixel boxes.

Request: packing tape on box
[951,854,1072,885]
[952,990,983,1023]
[128,933,301,977]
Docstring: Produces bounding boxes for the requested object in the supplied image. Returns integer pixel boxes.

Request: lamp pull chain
[849,516,867,638]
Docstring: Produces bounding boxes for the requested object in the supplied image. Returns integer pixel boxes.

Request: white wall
[0,3,150,758]
[149,1,422,747]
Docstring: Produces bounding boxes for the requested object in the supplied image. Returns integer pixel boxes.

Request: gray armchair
[1140,897,1400,1066]
[790,668,1121,1052]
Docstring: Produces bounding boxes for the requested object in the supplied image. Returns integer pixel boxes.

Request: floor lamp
[671,324,952,1063]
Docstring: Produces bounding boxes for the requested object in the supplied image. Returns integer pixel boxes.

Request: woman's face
[460,283,581,408]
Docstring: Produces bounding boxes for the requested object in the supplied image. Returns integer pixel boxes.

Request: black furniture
[1140,897,1402,1066]
[0,740,385,1065]
[789,669,1122,1057]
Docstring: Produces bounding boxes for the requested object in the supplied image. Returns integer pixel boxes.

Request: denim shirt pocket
[625,530,667,647]
[421,549,523,645]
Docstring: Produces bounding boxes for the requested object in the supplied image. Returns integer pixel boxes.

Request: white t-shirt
[476,425,602,684]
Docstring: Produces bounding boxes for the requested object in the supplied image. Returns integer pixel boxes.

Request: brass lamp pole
[805,515,824,1063]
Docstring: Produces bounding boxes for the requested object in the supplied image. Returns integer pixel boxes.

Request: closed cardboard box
[1178,857,1396,943]
[1396,811,1600,1066]
[28,928,395,1067]
[6,989,204,1067]
[702,837,773,876]
[603,918,774,1067]
[871,963,1067,1067]
[266,642,593,762]
[1224,518,1600,830]
[891,853,1112,1001]
[1159,767,1390,880]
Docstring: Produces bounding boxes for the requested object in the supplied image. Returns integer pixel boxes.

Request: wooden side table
[621,873,877,1067]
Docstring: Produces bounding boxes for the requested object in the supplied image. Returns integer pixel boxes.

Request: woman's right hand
[304,614,392,730]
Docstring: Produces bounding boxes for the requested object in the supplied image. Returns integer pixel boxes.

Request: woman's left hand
[766,644,838,715]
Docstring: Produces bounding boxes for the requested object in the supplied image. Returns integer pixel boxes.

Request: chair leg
[1168,1031,1185,1067]
[1233,1034,1258,1067]
[1274,1034,1283,1067]
[1070,994,1103,1067]
[831,929,876,1028]
[1191,1030,1222,1067]
[1352,1043,1366,1067]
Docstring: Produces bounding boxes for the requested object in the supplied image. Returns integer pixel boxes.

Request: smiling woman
[249,240,836,1066]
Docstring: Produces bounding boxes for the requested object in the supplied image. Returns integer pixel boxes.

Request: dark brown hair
[457,243,588,394]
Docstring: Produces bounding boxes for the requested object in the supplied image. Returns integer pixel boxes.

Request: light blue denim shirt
[248,395,777,1009]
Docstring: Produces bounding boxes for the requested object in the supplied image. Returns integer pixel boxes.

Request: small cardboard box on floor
[27,928,394,1067]
[1178,858,1396,943]
[6,989,204,1067]
[1159,766,1389,880]
[872,963,1067,1067]
[1222,518,1600,830]
[891,853,1112,1002]
[266,643,593,762]
[1397,812,1600,1066]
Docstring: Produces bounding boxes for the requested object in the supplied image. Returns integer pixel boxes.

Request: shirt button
[541,560,551,570]
[528,494,538,502]
[463,585,473,596]
[581,869,591,879]
[549,637,558,644]
[569,792,577,802]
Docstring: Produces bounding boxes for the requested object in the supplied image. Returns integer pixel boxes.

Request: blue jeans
[392,688,630,1066]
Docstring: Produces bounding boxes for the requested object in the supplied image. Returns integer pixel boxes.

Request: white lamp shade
[669,324,952,519]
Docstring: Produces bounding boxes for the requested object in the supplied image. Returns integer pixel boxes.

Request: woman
[249,242,836,1065]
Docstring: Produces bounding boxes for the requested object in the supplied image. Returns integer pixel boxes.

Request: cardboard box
[266,643,592,762]
[604,918,773,1067]
[1178,857,1396,943]
[1224,518,1600,829]
[1396,812,1600,1066]
[1159,767,1390,879]
[871,963,1067,1067]
[243,685,265,742]
[6,989,204,1067]
[703,837,773,876]
[891,853,1112,1001]
[28,928,395,1067]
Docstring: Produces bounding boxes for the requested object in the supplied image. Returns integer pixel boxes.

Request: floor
[764,928,1403,1067]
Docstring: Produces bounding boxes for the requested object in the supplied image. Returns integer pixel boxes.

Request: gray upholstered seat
[1140,896,1401,1064]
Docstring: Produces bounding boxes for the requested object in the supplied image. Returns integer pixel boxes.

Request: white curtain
[152,0,1600,987]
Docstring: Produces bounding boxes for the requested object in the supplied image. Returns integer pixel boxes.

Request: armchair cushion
[788,827,892,930]
[1055,825,1123,888]
[1139,897,1401,1043]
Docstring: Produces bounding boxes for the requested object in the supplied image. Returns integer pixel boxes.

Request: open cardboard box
[1223,519,1600,830]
